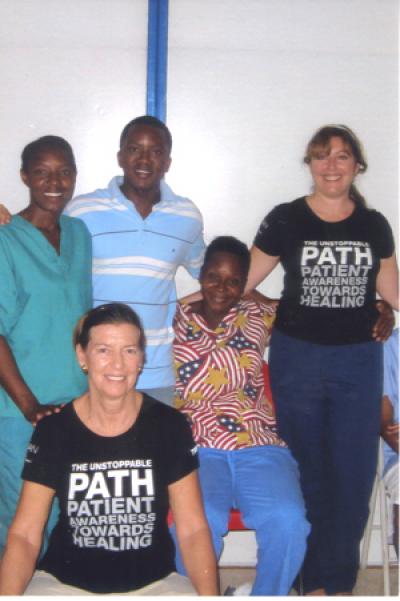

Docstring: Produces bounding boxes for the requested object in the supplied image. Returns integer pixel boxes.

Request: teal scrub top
[0,215,92,417]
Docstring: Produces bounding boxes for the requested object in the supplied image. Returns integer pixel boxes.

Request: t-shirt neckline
[69,395,148,440]
[302,196,359,225]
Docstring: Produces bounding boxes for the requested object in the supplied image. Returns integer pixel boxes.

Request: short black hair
[119,115,172,152]
[21,135,76,173]
[74,302,146,354]
[201,236,251,280]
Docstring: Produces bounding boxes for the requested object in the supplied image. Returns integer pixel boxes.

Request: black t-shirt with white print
[254,197,395,345]
[22,395,198,593]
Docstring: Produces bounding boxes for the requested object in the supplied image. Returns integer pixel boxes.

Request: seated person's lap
[25,570,196,596]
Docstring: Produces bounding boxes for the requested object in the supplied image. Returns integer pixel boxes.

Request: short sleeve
[21,416,60,490]
[163,411,199,485]
[253,204,290,257]
[370,211,395,259]
[182,229,206,279]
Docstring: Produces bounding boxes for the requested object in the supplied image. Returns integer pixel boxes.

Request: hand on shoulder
[0,204,11,224]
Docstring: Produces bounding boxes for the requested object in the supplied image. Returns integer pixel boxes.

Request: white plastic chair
[360,440,392,595]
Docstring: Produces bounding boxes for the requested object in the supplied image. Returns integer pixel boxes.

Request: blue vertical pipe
[146,0,169,122]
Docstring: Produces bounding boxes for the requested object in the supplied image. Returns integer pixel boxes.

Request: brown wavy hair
[304,125,368,207]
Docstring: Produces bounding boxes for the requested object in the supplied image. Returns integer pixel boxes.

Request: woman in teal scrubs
[0,136,92,553]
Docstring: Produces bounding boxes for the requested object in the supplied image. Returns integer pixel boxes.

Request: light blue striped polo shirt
[65,176,205,389]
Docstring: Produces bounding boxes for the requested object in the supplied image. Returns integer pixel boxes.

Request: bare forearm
[0,533,39,594]
[0,337,39,421]
[376,254,399,311]
[245,247,280,293]
[178,526,219,595]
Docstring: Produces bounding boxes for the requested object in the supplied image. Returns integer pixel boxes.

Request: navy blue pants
[269,329,383,594]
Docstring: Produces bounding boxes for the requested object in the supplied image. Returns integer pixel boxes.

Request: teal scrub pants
[0,417,59,555]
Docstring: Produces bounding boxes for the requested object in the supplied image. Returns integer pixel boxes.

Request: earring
[81,364,88,374]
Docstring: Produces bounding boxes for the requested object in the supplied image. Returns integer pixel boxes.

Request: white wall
[0,0,147,209]
[0,0,396,569]
[1,0,397,300]
[167,0,398,298]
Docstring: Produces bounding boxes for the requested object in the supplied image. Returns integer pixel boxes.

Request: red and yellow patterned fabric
[173,299,286,450]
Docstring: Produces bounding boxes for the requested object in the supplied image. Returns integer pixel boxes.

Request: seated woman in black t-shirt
[0,303,218,596]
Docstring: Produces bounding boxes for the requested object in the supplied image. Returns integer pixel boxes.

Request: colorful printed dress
[173,299,285,450]
[172,299,309,595]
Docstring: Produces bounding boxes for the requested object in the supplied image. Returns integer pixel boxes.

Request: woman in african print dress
[172,236,310,596]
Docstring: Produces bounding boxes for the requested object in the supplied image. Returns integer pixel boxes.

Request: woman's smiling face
[76,323,143,400]
[21,148,76,215]
[200,251,247,320]
[308,136,359,199]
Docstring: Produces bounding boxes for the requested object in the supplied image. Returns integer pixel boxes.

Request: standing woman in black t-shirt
[246,125,399,595]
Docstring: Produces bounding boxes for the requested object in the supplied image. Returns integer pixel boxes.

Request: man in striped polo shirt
[65,116,205,405]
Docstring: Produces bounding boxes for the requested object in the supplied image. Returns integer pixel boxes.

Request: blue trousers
[269,329,383,594]
[0,417,59,555]
[172,445,310,596]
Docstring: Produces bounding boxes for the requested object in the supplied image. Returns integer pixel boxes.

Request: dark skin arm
[244,295,392,331]
[181,289,279,314]
[183,284,393,334]
[0,336,62,425]
[373,300,395,342]
[381,394,399,454]
[245,296,394,329]
[0,204,11,225]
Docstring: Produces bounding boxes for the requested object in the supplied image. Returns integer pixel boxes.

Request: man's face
[117,124,171,195]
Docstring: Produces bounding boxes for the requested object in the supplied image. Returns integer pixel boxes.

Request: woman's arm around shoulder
[376,253,399,311]
[245,201,293,293]
[372,253,399,341]
[245,245,280,293]
[0,481,55,595]
[178,247,280,305]
[169,471,219,596]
